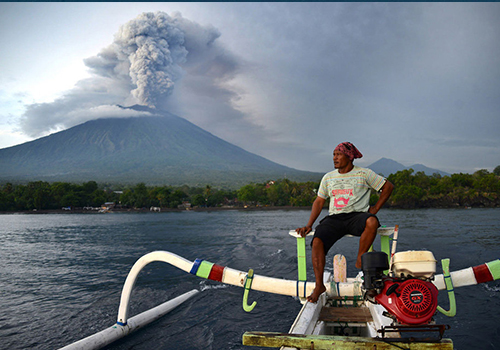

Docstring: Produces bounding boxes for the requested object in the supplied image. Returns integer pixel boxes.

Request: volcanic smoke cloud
[86,12,193,107]
[20,11,238,136]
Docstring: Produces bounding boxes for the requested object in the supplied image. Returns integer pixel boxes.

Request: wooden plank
[318,306,373,323]
[243,332,454,350]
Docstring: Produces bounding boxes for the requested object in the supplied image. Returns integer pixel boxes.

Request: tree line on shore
[385,168,500,208]
[0,167,499,212]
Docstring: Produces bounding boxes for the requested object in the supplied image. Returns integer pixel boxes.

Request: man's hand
[295,197,325,237]
[370,181,394,215]
[296,226,312,237]
[368,206,378,215]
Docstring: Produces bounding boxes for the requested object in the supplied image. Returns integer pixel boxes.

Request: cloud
[19,11,242,138]
[19,74,135,136]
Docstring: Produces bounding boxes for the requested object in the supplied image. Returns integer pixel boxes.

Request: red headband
[334,142,363,161]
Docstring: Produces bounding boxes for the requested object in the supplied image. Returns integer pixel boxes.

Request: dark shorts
[312,212,380,254]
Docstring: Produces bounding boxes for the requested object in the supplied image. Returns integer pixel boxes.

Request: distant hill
[368,157,449,177]
[0,107,322,188]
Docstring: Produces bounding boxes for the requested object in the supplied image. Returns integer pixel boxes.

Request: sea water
[0,208,499,349]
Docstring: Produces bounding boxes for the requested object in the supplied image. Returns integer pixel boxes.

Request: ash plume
[20,11,239,136]
[85,11,221,108]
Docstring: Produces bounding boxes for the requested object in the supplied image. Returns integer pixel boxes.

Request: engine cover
[375,279,439,325]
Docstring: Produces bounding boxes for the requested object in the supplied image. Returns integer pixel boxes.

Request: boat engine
[362,251,439,325]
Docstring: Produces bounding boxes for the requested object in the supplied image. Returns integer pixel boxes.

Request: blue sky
[1,2,499,174]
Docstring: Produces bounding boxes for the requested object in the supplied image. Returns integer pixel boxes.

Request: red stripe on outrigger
[208,264,225,282]
[473,264,494,284]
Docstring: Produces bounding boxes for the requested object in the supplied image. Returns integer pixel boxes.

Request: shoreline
[0,205,313,215]
[1,205,495,215]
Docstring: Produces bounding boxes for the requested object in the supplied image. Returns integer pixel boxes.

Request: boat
[60,225,499,350]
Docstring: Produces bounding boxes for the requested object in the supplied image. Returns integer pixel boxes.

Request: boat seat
[344,225,397,237]
[345,226,398,266]
[289,226,398,278]
[318,306,373,323]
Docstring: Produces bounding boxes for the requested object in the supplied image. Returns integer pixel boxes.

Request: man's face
[333,150,351,169]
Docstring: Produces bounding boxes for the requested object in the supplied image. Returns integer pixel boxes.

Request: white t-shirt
[317,166,387,215]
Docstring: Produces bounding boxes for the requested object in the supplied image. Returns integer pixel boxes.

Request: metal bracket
[378,324,451,342]
[243,269,257,312]
[437,258,457,317]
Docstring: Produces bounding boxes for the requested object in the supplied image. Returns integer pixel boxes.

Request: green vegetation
[1,169,499,212]
[384,169,500,208]
[0,179,317,212]
[0,181,116,212]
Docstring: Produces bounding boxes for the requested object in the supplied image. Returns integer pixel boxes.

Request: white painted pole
[117,251,193,325]
[59,289,198,350]
[388,224,399,268]
[115,251,499,303]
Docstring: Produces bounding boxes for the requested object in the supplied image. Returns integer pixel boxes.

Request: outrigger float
[60,225,500,350]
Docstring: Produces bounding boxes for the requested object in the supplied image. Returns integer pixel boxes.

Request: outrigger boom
[60,226,500,350]
[122,250,500,302]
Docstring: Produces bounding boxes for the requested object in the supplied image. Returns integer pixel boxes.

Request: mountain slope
[0,111,321,187]
[368,157,449,177]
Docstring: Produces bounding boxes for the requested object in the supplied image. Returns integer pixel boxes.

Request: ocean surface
[0,208,499,350]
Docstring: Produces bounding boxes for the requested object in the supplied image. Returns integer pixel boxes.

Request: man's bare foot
[307,284,326,303]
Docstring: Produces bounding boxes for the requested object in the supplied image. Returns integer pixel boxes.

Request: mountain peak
[368,158,449,177]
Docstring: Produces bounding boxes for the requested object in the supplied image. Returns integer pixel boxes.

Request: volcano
[0,108,321,187]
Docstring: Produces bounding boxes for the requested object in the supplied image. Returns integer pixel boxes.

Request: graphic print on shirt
[331,179,354,210]
[319,166,386,215]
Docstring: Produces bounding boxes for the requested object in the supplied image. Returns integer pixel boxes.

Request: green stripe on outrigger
[195,260,214,279]
[486,259,500,280]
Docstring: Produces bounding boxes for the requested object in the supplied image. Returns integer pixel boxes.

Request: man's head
[334,142,363,161]
[333,142,362,170]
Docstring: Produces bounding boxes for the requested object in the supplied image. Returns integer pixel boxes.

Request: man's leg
[355,216,379,269]
[308,237,327,303]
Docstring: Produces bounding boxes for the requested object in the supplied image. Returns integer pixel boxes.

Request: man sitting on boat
[296,142,394,303]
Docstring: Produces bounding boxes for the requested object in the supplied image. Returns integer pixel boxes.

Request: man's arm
[369,180,394,215]
[296,196,326,237]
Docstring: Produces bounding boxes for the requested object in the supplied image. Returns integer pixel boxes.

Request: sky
[1,2,499,175]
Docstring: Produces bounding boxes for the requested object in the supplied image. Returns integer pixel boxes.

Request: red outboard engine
[362,251,439,326]
[375,279,439,325]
